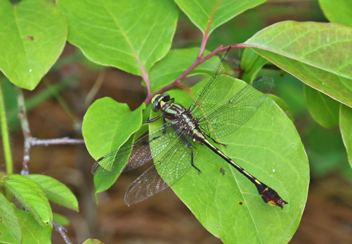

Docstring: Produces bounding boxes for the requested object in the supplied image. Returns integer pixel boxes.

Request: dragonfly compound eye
[151,94,171,112]
[151,94,162,112]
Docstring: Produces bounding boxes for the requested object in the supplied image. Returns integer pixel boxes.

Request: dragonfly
[92,47,288,209]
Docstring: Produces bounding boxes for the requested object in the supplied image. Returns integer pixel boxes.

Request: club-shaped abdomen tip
[258,185,288,209]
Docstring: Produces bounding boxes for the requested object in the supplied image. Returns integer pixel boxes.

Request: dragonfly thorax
[151,93,205,142]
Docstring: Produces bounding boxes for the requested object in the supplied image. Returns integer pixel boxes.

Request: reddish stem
[144,43,253,104]
[198,0,220,58]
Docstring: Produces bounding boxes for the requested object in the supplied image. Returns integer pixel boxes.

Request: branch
[136,55,151,97]
[52,221,72,244]
[15,87,85,175]
[198,0,221,58]
[30,138,85,146]
[15,87,31,175]
[144,43,252,104]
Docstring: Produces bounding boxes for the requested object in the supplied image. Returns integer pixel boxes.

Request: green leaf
[240,48,268,83]
[25,174,78,211]
[245,21,352,107]
[304,85,339,128]
[268,94,294,122]
[149,48,220,93]
[340,104,352,167]
[14,206,52,244]
[269,73,306,116]
[174,0,266,34]
[93,135,134,193]
[83,98,145,159]
[57,0,178,76]
[148,79,308,243]
[0,205,52,244]
[83,98,145,193]
[0,194,21,243]
[319,0,352,27]
[5,175,52,226]
[53,213,69,226]
[83,239,104,244]
[0,0,66,90]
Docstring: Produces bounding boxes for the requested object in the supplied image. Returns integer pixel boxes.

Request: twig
[85,71,105,108]
[15,87,31,175]
[30,138,85,146]
[15,87,85,175]
[136,55,151,97]
[144,43,253,104]
[52,221,72,244]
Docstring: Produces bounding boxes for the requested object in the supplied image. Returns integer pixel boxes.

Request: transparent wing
[188,49,234,118]
[92,122,178,176]
[154,133,198,185]
[199,76,274,139]
[124,133,198,205]
[124,165,169,206]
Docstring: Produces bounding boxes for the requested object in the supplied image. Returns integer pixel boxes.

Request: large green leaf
[304,85,340,128]
[15,206,52,244]
[58,0,178,76]
[148,79,308,243]
[174,0,266,34]
[319,0,352,27]
[93,135,135,193]
[0,204,52,244]
[149,48,220,93]
[0,0,66,90]
[83,98,145,159]
[25,174,79,211]
[340,104,352,167]
[5,175,52,226]
[0,194,21,243]
[83,98,145,192]
[245,21,352,107]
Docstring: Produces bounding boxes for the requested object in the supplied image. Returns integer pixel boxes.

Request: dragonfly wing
[92,143,135,176]
[154,133,198,186]
[189,49,234,118]
[125,133,198,205]
[92,122,177,175]
[200,76,274,139]
[124,165,169,206]
[122,134,152,172]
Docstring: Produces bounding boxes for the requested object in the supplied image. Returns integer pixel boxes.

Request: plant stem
[144,43,252,104]
[0,78,13,174]
[31,137,85,146]
[15,87,31,175]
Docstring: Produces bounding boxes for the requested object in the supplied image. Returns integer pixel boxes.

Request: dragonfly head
[151,93,171,112]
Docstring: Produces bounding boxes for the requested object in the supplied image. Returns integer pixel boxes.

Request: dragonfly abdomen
[203,139,288,209]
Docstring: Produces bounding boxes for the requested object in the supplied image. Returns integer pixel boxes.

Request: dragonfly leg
[179,133,201,173]
[147,113,164,123]
[190,144,201,173]
[148,117,167,142]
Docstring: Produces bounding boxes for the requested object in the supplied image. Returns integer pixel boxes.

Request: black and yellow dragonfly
[92,47,288,209]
